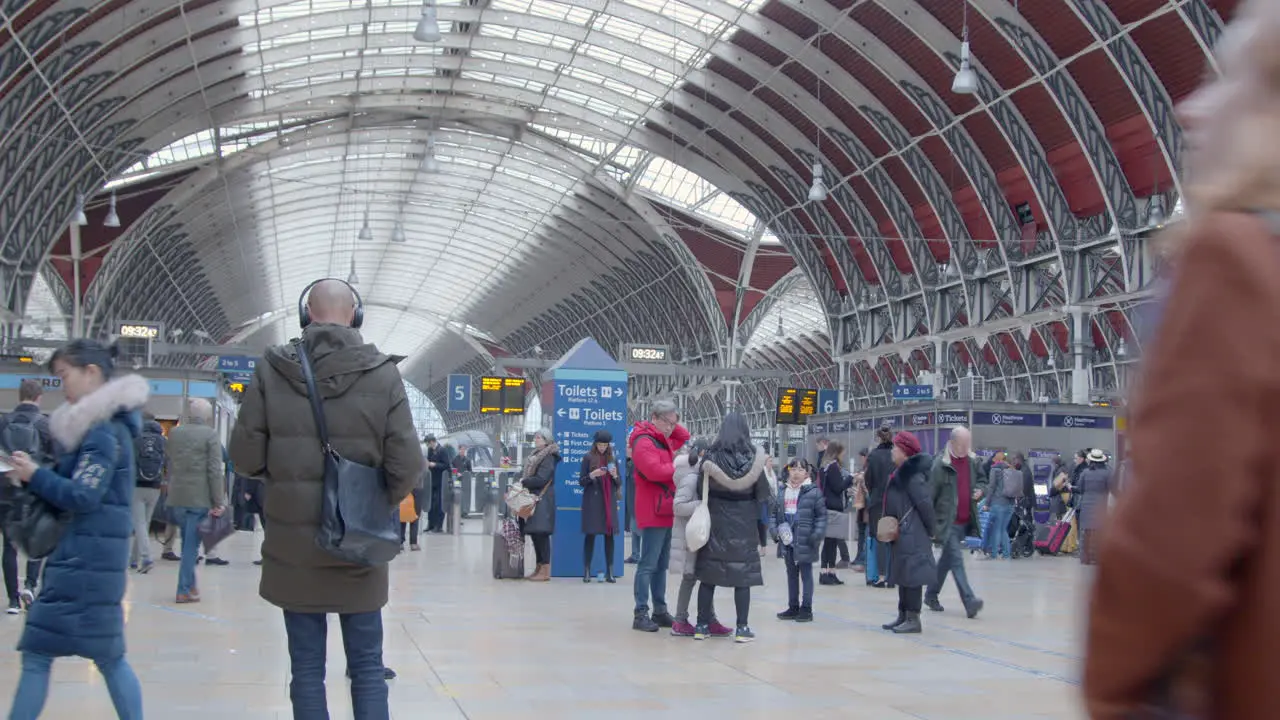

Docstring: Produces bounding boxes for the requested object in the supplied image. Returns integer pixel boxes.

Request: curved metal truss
[0,0,1225,431]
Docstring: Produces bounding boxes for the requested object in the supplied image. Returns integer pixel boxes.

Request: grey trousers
[130,487,161,565]
[674,575,697,623]
[927,523,979,608]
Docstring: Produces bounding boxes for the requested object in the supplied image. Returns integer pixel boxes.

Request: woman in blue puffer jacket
[6,340,149,719]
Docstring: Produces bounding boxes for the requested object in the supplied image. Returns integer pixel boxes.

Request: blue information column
[546,338,629,579]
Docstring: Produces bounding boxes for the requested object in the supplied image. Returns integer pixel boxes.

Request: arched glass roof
[744,274,826,354]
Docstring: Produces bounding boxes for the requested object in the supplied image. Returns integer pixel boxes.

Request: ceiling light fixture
[103,192,121,228]
[952,38,978,95]
[346,255,359,286]
[775,312,784,338]
[807,162,827,203]
[391,221,407,243]
[74,193,88,226]
[1146,197,1165,229]
[414,0,442,43]
[423,133,440,173]
[358,209,373,241]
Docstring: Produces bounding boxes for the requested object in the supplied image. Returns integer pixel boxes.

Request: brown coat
[229,324,422,614]
[1084,212,1280,720]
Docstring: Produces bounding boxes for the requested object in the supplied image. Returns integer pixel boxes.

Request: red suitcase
[1035,508,1074,555]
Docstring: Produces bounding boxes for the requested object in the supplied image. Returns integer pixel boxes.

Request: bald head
[948,426,971,456]
[307,280,358,326]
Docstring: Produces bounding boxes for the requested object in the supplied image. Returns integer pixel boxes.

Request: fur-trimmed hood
[702,446,767,492]
[48,374,149,450]
[894,452,933,484]
[939,450,978,469]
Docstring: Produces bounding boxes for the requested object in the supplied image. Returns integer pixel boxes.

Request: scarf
[588,450,616,535]
[522,442,559,480]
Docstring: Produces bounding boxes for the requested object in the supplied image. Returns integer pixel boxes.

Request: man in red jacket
[628,399,690,632]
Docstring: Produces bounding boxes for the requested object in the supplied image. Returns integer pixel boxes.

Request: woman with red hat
[878,431,937,635]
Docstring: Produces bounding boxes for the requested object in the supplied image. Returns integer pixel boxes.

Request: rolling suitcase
[492,518,525,579]
[1035,508,1074,555]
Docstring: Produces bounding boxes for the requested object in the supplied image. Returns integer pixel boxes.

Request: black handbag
[1,487,68,559]
[294,340,400,566]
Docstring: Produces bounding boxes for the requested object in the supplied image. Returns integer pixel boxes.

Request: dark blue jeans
[173,507,208,596]
[784,546,814,610]
[283,609,388,720]
[632,526,671,614]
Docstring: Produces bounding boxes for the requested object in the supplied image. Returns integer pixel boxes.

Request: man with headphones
[230,278,423,718]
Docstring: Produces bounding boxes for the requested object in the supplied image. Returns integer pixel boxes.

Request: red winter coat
[628,421,690,530]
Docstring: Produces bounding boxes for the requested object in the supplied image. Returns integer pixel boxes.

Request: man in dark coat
[229,279,422,718]
[864,427,896,586]
[925,426,986,619]
[423,435,449,532]
[0,378,55,611]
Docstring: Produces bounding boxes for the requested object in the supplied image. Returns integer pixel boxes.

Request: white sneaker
[19,589,33,610]
[6,604,18,615]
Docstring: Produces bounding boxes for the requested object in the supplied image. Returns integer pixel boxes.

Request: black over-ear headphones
[298,278,365,329]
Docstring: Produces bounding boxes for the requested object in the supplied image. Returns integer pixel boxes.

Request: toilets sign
[551,377,629,500]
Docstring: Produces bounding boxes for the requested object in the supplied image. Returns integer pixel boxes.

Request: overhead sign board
[817,389,839,415]
[808,422,828,435]
[446,374,472,413]
[853,418,873,431]
[775,388,798,425]
[479,376,504,414]
[973,411,1043,427]
[797,389,818,419]
[623,343,669,363]
[936,410,970,426]
[1045,414,1114,429]
[907,412,934,427]
[874,415,903,429]
[892,384,934,401]
[217,356,258,373]
[502,377,527,414]
[829,420,850,433]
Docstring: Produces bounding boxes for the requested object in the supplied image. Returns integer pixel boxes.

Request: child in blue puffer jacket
[772,457,828,623]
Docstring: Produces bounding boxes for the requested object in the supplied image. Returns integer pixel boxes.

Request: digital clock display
[622,343,665,361]
[119,323,161,339]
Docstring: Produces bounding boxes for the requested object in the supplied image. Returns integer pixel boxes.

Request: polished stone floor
[0,527,1091,719]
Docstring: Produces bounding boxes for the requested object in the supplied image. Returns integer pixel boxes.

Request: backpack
[1001,467,1024,499]
[1,415,41,462]
[135,432,166,484]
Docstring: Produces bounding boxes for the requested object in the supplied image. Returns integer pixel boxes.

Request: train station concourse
[0,0,1252,717]
[0,532,1089,720]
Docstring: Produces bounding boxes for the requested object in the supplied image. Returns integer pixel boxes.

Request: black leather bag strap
[293,340,331,451]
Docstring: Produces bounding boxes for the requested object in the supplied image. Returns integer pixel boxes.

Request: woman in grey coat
[881,431,936,635]
[1077,448,1116,565]
[669,439,728,637]
[519,428,560,582]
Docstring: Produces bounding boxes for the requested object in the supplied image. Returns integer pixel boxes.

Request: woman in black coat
[519,428,560,582]
[817,441,852,586]
[880,431,936,635]
[579,430,621,583]
[694,412,771,643]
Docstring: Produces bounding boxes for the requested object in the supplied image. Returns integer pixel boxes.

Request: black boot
[633,609,659,633]
[796,607,814,623]
[605,569,616,584]
[893,611,922,634]
[650,609,675,628]
[882,611,906,630]
[964,598,984,619]
[776,606,800,621]
[584,566,592,584]
[924,596,944,612]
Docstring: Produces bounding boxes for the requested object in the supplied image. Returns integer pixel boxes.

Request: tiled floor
[0,529,1092,719]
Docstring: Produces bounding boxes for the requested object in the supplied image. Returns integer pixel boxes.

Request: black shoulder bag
[295,340,400,566]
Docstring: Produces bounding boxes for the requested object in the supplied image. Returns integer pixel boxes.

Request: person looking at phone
[0,378,54,613]
[579,430,621,583]
[163,398,226,604]
[6,339,149,719]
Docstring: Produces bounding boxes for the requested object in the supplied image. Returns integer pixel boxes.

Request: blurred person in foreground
[230,279,422,719]
[1084,4,1280,717]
